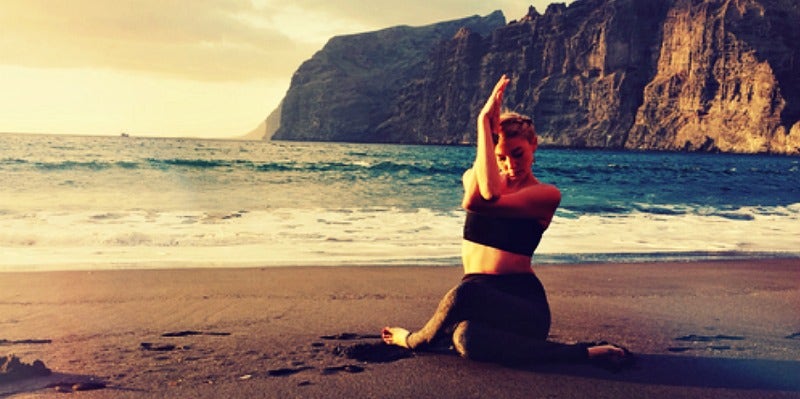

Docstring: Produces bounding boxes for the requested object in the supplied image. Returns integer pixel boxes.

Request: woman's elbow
[461,194,473,211]
[461,194,495,212]
[462,198,476,212]
[461,192,480,212]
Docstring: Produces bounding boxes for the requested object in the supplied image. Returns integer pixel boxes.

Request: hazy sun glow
[0,66,286,137]
[0,0,569,138]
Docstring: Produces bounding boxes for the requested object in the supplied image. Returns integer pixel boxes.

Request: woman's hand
[479,74,511,133]
[472,74,511,202]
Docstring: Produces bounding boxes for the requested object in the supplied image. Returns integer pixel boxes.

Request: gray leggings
[407,273,589,365]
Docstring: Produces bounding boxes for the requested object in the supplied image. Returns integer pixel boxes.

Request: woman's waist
[462,240,534,275]
[460,269,548,303]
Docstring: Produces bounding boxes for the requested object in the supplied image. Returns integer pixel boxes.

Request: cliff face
[627,0,800,153]
[271,12,505,142]
[271,0,800,155]
[379,0,668,147]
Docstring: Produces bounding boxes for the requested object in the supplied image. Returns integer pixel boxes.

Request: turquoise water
[1,133,798,270]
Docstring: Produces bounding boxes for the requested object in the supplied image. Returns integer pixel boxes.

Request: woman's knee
[452,321,490,361]
[452,321,471,358]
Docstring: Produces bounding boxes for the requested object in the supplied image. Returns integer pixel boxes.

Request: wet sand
[1,259,799,398]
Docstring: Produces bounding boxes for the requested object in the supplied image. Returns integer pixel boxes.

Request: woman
[381,75,631,366]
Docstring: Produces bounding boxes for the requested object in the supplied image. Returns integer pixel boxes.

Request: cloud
[278,0,561,29]
[282,0,488,29]
[0,0,566,82]
[0,0,316,81]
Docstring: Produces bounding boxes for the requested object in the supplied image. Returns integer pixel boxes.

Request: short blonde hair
[496,111,536,143]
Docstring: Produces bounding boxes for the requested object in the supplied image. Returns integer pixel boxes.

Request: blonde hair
[497,111,536,143]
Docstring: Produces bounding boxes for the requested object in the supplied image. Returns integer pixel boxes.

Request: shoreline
[1,259,798,398]
[3,251,799,273]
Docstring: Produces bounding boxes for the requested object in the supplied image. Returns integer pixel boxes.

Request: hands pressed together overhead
[480,74,511,134]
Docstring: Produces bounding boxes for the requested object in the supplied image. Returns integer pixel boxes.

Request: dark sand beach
[1,259,798,398]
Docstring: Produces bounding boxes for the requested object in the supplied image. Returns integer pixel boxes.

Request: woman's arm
[462,74,560,224]
[463,178,561,224]
[470,75,510,201]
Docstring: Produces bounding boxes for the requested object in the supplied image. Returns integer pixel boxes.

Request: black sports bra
[462,211,545,257]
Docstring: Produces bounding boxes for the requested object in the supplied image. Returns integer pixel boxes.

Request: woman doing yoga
[381,75,630,366]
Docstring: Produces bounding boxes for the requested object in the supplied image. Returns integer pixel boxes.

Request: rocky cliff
[627,0,800,153]
[271,12,505,143]
[270,0,800,155]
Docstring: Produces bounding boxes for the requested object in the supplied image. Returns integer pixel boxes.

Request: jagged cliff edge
[265,0,800,155]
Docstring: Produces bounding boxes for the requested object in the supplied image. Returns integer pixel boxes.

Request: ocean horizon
[1,132,798,271]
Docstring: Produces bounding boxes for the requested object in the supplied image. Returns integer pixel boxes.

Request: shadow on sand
[0,372,141,398]
[329,334,799,393]
[526,354,800,392]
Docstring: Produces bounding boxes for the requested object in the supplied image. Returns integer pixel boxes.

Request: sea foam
[1,205,798,271]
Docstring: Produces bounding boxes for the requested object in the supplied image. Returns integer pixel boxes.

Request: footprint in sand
[319,333,381,340]
[267,364,365,377]
[140,342,179,352]
[161,330,231,337]
[668,334,745,352]
[49,381,107,393]
[674,334,745,342]
[332,342,413,363]
[267,366,313,376]
[321,332,413,363]
[666,347,693,353]
[0,338,52,345]
[321,365,365,375]
[140,331,231,351]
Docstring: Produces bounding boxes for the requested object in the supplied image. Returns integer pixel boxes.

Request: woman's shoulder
[521,181,561,198]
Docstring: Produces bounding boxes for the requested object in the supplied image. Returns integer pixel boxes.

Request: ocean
[1,132,798,271]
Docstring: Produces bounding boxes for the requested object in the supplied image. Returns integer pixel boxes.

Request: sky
[0,1,572,138]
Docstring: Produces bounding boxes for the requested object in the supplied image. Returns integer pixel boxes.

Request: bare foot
[587,344,626,359]
[381,327,411,348]
[587,343,635,371]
